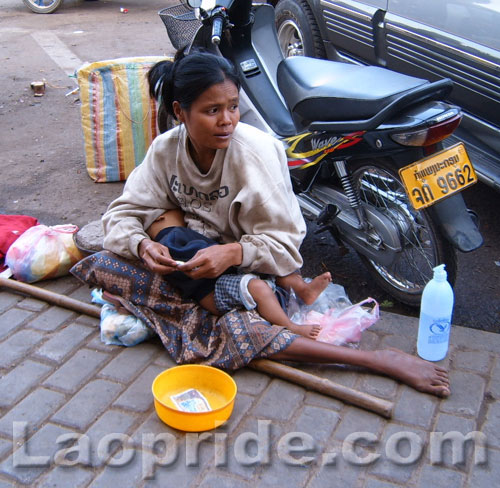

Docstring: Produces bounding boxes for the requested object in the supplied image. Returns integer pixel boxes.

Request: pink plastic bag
[5,224,84,283]
[313,298,379,345]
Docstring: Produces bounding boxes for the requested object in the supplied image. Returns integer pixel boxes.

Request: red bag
[0,214,39,271]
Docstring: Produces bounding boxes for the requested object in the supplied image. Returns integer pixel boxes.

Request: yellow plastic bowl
[152,364,237,432]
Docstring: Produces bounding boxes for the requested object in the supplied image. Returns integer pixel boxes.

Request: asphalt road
[1,0,498,331]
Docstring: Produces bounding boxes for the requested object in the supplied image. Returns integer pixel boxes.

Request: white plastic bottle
[417,264,454,361]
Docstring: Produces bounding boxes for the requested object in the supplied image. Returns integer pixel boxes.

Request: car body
[272,0,500,191]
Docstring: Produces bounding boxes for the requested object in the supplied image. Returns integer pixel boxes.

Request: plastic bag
[5,224,84,283]
[314,298,379,345]
[288,282,379,346]
[91,289,155,347]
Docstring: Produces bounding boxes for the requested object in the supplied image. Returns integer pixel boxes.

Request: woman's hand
[138,238,179,274]
[178,243,242,279]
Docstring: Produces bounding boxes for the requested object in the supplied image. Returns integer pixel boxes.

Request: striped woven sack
[77,56,168,182]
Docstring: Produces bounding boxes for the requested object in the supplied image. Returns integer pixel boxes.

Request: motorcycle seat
[277,56,430,124]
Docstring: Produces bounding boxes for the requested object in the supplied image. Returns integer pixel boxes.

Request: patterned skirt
[70,251,297,370]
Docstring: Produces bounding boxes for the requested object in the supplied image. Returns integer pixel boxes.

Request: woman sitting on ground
[99,49,450,398]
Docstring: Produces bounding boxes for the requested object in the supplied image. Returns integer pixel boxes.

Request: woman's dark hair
[148,48,241,119]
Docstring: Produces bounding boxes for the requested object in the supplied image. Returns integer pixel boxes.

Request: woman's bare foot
[296,272,332,305]
[102,291,131,315]
[368,348,451,397]
[287,323,322,340]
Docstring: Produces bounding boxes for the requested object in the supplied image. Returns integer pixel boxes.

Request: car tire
[275,0,326,58]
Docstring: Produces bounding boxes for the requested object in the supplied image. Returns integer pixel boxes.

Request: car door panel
[317,0,388,64]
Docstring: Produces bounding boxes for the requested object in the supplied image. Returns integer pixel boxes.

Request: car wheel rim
[277,20,304,57]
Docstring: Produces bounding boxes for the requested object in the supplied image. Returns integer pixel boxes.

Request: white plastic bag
[91,289,155,347]
[5,224,84,283]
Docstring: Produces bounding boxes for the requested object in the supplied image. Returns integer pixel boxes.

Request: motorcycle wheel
[349,158,457,307]
[275,0,326,58]
[22,0,63,14]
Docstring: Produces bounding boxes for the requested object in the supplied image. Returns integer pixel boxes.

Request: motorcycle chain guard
[296,185,402,266]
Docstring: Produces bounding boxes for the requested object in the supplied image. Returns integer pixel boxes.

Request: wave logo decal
[284,131,365,169]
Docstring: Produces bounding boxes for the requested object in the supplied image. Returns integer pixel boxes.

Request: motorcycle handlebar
[211,15,224,45]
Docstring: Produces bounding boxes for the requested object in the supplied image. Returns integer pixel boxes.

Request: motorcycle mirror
[186,0,203,8]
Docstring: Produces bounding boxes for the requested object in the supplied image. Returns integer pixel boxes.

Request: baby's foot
[287,323,322,340]
[102,291,131,315]
[297,272,332,305]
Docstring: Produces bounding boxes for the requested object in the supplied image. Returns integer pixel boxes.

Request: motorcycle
[155,0,483,307]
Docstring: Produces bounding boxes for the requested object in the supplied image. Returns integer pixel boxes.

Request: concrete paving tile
[306,443,363,488]
[393,386,438,429]
[17,297,47,312]
[233,368,270,396]
[219,393,254,434]
[0,479,16,488]
[197,472,252,488]
[368,424,426,483]
[37,277,79,296]
[481,401,500,449]
[487,358,500,399]
[0,329,45,368]
[332,408,385,442]
[380,334,415,355]
[99,343,159,383]
[84,410,139,467]
[89,453,147,488]
[359,374,398,401]
[112,364,164,412]
[0,423,74,485]
[0,387,66,437]
[35,322,94,362]
[37,465,94,488]
[293,405,340,445]
[363,478,402,488]
[303,390,344,411]
[453,350,492,373]
[434,412,476,435]
[130,411,180,449]
[0,293,21,313]
[416,464,466,487]
[257,460,311,487]
[0,438,12,461]
[440,371,485,417]
[0,308,34,340]
[450,327,500,353]
[0,359,53,408]
[51,379,124,430]
[28,306,75,332]
[43,348,110,393]
[251,379,304,421]
[468,446,500,486]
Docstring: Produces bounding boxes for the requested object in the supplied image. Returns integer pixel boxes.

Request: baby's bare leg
[277,271,332,305]
[199,292,222,317]
[247,279,321,339]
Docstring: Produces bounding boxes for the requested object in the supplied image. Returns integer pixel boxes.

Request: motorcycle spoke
[355,166,439,293]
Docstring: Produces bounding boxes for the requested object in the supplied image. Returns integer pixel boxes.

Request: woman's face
[174,79,240,169]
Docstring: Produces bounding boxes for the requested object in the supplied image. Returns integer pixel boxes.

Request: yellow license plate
[399,143,477,210]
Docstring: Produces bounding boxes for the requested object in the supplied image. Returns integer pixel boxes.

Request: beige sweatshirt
[102,122,306,276]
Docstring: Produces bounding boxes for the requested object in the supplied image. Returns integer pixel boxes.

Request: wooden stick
[0,277,101,318]
[249,358,394,418]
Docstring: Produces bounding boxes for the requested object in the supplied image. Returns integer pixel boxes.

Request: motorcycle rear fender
[429,193,483,252]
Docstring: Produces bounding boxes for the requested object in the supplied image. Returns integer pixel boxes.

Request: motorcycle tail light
[390,113,462,147]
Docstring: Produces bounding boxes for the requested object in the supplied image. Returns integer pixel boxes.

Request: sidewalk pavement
[0,275,498,487]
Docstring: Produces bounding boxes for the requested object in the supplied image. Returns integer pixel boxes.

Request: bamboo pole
[0,277,101,318]
[249,358,394,418]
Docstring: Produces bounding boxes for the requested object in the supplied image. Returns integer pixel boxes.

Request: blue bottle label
[427,319,451,344]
